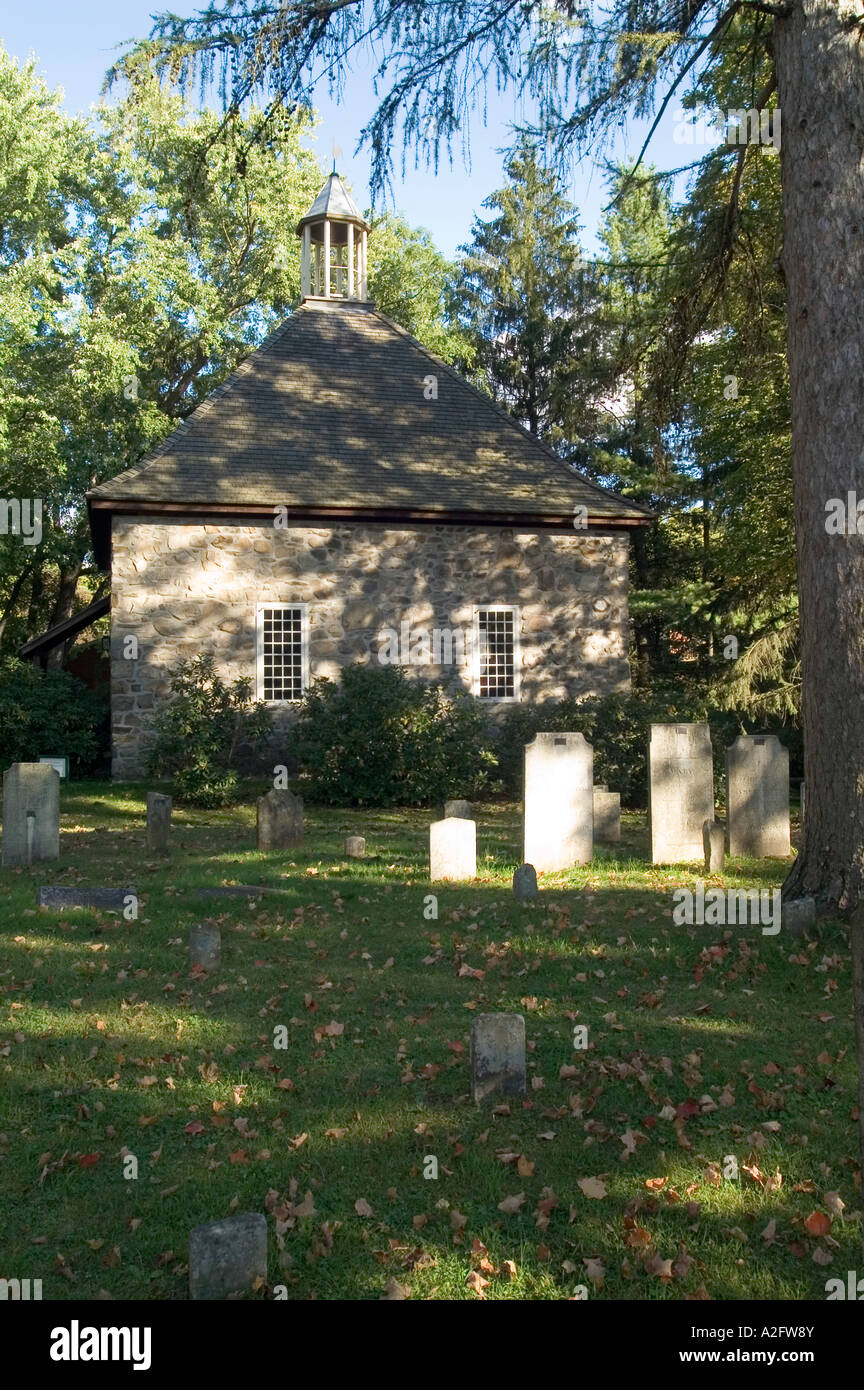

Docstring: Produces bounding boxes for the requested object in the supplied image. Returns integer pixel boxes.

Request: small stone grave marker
[38,886,133,911]
[190,923,221,972]
[512,864,538,900]
[470,1014,526,1104]
[257,789,303,850]
[146,792,172,855]
[188,1213,267,1300]
[593,789,621,844]
[429,818,476,881]
[703,820,725,872]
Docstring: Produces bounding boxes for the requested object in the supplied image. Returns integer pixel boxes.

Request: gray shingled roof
[88,300,652,522]
[297,173,369,230]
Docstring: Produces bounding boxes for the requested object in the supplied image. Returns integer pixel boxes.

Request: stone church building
[87,174,652,779]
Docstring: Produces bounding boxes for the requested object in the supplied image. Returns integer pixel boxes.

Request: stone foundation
[110,518,632,779]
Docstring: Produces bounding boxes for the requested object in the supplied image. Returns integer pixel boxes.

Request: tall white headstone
[523,732,593,872]
[649,724,714,864]
[726,734,790,858]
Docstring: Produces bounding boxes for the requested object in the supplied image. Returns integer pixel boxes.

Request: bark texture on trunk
[774,0,864,911]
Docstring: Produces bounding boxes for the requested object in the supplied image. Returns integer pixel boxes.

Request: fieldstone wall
[110,517,632,779]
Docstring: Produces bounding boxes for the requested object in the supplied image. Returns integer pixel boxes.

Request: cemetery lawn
[0,783,855,1302]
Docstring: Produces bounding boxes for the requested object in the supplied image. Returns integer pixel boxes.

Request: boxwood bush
[291,664,496,806]
[148,655,272,806]
[0,658,102,774]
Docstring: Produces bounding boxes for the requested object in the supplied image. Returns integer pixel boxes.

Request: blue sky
[2,1,694,258]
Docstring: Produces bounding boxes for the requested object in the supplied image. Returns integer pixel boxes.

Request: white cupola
[297,170,371,302]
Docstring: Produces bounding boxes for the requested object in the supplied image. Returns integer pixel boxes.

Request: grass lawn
[0,784,857,1301]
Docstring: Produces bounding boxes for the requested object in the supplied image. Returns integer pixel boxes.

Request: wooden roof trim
[89,497,651,527]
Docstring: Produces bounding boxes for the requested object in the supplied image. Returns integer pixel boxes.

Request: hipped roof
[88,300,653,566]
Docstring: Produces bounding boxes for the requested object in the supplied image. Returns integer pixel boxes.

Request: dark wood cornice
[87,497,654,570]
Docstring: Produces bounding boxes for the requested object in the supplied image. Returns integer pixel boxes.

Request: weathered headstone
[146,792,172,855]
[429,818,476,881]
[444,799,472,819]
[188,1213,267,1300]
[195,884,281,899]
[344,835,366,858]
[2,763,60,868]
[470,1014,526,1104]
[190,923,221,972]
[782,896,816,937]
[257,789,303,850]
[649,724,714,864]
[593,789,621,844]
[513,863,538,901]
[523,732,593,871]
[703,819,725,873]
[38,886,132,911]
[726,734,790,858]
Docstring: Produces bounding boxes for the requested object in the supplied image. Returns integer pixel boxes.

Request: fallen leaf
[498,1193,526,1215]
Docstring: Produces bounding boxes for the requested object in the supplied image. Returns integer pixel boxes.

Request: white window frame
[256,602,309,704]
[472,605,521,703]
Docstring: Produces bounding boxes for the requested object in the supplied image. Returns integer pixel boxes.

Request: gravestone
[649,724,714,864]
[146,792,172,855]
[703,819,725,873]
[470,1014,526,1104]
[2,763,60,868]
[444,799,472,819]
[38,886,132,911]
[523,732,593,872]
[513,863,538,901]
[726,734,790,858]
[190,923,221,972]
[344,836,366,858]
[195,884,281,900]
[257,789,303,850]
[593,789,621,844]
[429,818,476,881]
[782,896,815,937]
[188,1213,267,1300]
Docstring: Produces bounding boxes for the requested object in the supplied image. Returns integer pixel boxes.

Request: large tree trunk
[774,0,864,1253]
[774,0,864,912]
[44,560,84,670]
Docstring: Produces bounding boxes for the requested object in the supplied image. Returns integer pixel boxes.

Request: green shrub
[0,658,102,773]
[148,655,272,806]
[291,664,496,806]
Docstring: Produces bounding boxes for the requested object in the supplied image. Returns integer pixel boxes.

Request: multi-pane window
[474,607,519,701]
[256,604,308,702]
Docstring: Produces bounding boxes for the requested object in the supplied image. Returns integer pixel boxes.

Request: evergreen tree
[451,139,590,452]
